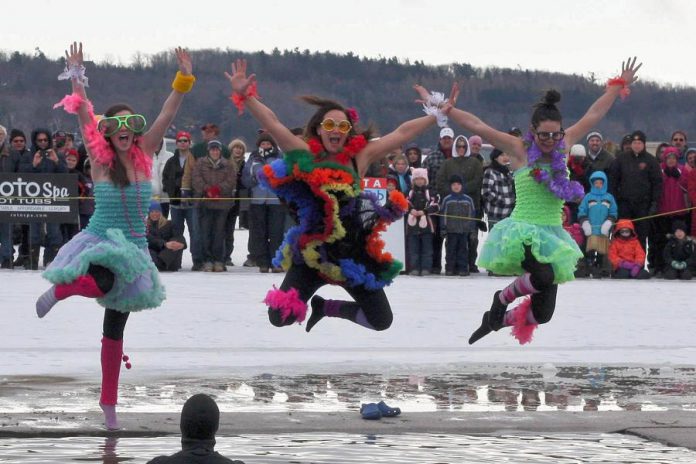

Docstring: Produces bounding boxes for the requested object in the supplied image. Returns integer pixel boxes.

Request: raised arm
[225,59,308,153]
[63,42,92,132]
[141,47,194,154]
[357,84,458,172]
[564,57,641,146]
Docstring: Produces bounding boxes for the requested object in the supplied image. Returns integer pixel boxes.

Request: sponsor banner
[362,177,405,264]
[0,173,79,223]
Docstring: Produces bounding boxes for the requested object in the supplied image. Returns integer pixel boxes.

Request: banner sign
[0,173,79,223]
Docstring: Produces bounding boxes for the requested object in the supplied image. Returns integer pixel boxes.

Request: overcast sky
[3,0,694,87]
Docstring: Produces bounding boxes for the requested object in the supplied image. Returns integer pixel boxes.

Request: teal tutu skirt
[478,218,583,284]
[43,229,165,312]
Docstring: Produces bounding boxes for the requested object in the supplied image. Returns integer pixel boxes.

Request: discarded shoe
[377,400,401,417]
[360,403,382,420]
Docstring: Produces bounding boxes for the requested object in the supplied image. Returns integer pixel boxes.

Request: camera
[41,149,51,157]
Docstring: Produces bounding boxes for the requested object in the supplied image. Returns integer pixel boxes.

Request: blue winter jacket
[577,171,618,235]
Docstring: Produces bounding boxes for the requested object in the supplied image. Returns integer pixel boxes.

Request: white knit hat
[570,144,587,157]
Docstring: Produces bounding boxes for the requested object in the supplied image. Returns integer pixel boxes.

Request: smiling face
[394,158,408,174]
[533,120,562,155]
[317,109,350,154]
[588,136,602,153]
[108,110,135,154]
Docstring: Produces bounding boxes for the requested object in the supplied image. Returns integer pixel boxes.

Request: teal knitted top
[85,181,151,249]
[510,166,563,226]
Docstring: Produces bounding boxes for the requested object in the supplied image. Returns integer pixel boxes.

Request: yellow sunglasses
[320,118,352,134]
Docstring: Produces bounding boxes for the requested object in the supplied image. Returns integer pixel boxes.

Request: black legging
[268,263,393,331]
[87,264,130,340]
[520,246,558,325]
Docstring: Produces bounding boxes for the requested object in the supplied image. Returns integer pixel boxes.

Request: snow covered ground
[2,228,694,383]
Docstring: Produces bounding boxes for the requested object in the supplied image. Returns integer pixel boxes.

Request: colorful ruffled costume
[478,166,583,283]
[258,149,408,291]
[42,93,165,312]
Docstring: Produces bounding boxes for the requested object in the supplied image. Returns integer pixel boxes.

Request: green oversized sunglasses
[97,114,147,137]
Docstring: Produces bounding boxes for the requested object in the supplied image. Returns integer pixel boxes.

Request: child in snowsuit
[440,175,477,276]
[407,168,439,276]
[663,220,695,280]
[577,171,617,278]
[609,219,650,279]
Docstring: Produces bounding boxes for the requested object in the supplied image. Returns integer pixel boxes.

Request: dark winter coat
[609,150,662,205]
[435,156,483,206]
[663,235,695,267]
[440,191,477,235]
[422,143,452,189]
[586,148,614,178]
[241,148,281,205]
[147,217,187,272]
[387,167,412,194]
[407,184,439,234]
[162,152,189,207]
[0,144,20,173]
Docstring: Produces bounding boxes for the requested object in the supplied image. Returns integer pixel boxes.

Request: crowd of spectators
[1,122,695,279]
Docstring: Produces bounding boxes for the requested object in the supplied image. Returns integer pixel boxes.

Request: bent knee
[370,313,393,331]
[268,308,295,327]
[530,265,555,289]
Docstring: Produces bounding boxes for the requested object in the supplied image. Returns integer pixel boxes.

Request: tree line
[2,47,696,148]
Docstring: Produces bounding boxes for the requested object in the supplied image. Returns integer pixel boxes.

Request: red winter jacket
[608,219,645,269]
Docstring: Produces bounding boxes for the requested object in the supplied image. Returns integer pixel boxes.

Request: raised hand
[175,47,192,75]
[620,56,642,85]
[224,59,256,95]
[413,84,431,104]
[64,42,83,68]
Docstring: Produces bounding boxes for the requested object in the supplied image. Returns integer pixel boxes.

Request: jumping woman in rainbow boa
[35,42,195,429]
[226,59,454,333]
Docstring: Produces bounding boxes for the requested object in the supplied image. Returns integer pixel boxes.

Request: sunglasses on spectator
[320,118,352,134]
[456,144,467,149]
[534,130,565,141]
[36,138,49,143]
[98,114,147,137]
[176,138,190,143]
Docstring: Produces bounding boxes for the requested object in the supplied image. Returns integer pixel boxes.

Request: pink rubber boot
[100,337,126,430]
[36,275,105,318]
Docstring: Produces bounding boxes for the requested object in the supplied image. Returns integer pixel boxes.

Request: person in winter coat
[440,174,477,276]
[653,146,690,273]
[387,153,412,194]
[577,171,618,278]
[566,144,591,222]
[163,130,204,271]
[192,140,237,272]
[562,205,585,277]
[609,219,650,279]
[407,168,439,276]
[609,130,662,270]
[481,149,515,230]
[147,201,186,272]
[689,156,696,237]
[0,125,20,268]
[146,393,245,464]
[436,134,484,273]
[151,138,174,218]
[662,220,694,280]
[585,131,615,178]
[18,129,69,269]
[404,142,422,168]
[224,138,247,267]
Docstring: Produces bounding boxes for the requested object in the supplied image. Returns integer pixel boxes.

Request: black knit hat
[630,130,647,144]
[489,149,503,161]
[256,132,276,148]
[449,174,464,185]
[180,394,220,440]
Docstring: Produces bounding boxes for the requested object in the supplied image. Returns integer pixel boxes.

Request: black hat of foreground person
[180,394,220,440]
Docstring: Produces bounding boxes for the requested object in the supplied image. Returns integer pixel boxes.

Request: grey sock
[36,286,58,318]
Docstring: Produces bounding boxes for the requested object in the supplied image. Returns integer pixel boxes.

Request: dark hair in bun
[531,89,562,128]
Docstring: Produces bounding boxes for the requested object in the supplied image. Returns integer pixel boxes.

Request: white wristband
[58,64,89,87]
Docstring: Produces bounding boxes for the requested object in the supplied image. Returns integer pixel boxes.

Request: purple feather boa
[525,131,585,202]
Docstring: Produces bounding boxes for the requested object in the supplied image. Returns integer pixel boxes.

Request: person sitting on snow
[609,219,650,279]
[663,220,695,281]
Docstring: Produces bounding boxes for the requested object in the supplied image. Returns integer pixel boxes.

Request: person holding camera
[241,132,285,273]
[17,129,67,269]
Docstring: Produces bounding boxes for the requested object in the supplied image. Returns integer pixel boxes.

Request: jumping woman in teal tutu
[420,58,641,344]
[35,42,195,429]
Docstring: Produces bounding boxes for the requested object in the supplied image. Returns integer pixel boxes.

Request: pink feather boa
[53,93,152,178]
[508,297,538,345]
[263,286,307,323]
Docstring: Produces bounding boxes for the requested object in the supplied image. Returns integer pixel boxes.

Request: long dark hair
[531,90,562,128]
[103,103,136,187]
[300,96,374,143]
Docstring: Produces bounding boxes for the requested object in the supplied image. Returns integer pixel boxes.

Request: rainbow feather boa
[258,150,408,290]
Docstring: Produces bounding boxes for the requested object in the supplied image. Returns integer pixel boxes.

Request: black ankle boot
[305,296,326,333]
[468,291,508,345]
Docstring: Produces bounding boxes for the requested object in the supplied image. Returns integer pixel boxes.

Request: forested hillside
[2,48,695,147]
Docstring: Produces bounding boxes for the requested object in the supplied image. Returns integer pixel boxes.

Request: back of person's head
[180,394,220,440]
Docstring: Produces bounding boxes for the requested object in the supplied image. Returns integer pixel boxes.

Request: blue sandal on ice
[377,400,401,417]
[360,403,382,420]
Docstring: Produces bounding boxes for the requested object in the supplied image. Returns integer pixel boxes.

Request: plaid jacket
[482,165,515,221]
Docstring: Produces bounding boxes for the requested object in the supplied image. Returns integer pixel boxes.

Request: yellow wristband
[172,71,196,94]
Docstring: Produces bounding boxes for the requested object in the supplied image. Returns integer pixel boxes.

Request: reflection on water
[0,433,694,463]
[3,365,696,415]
